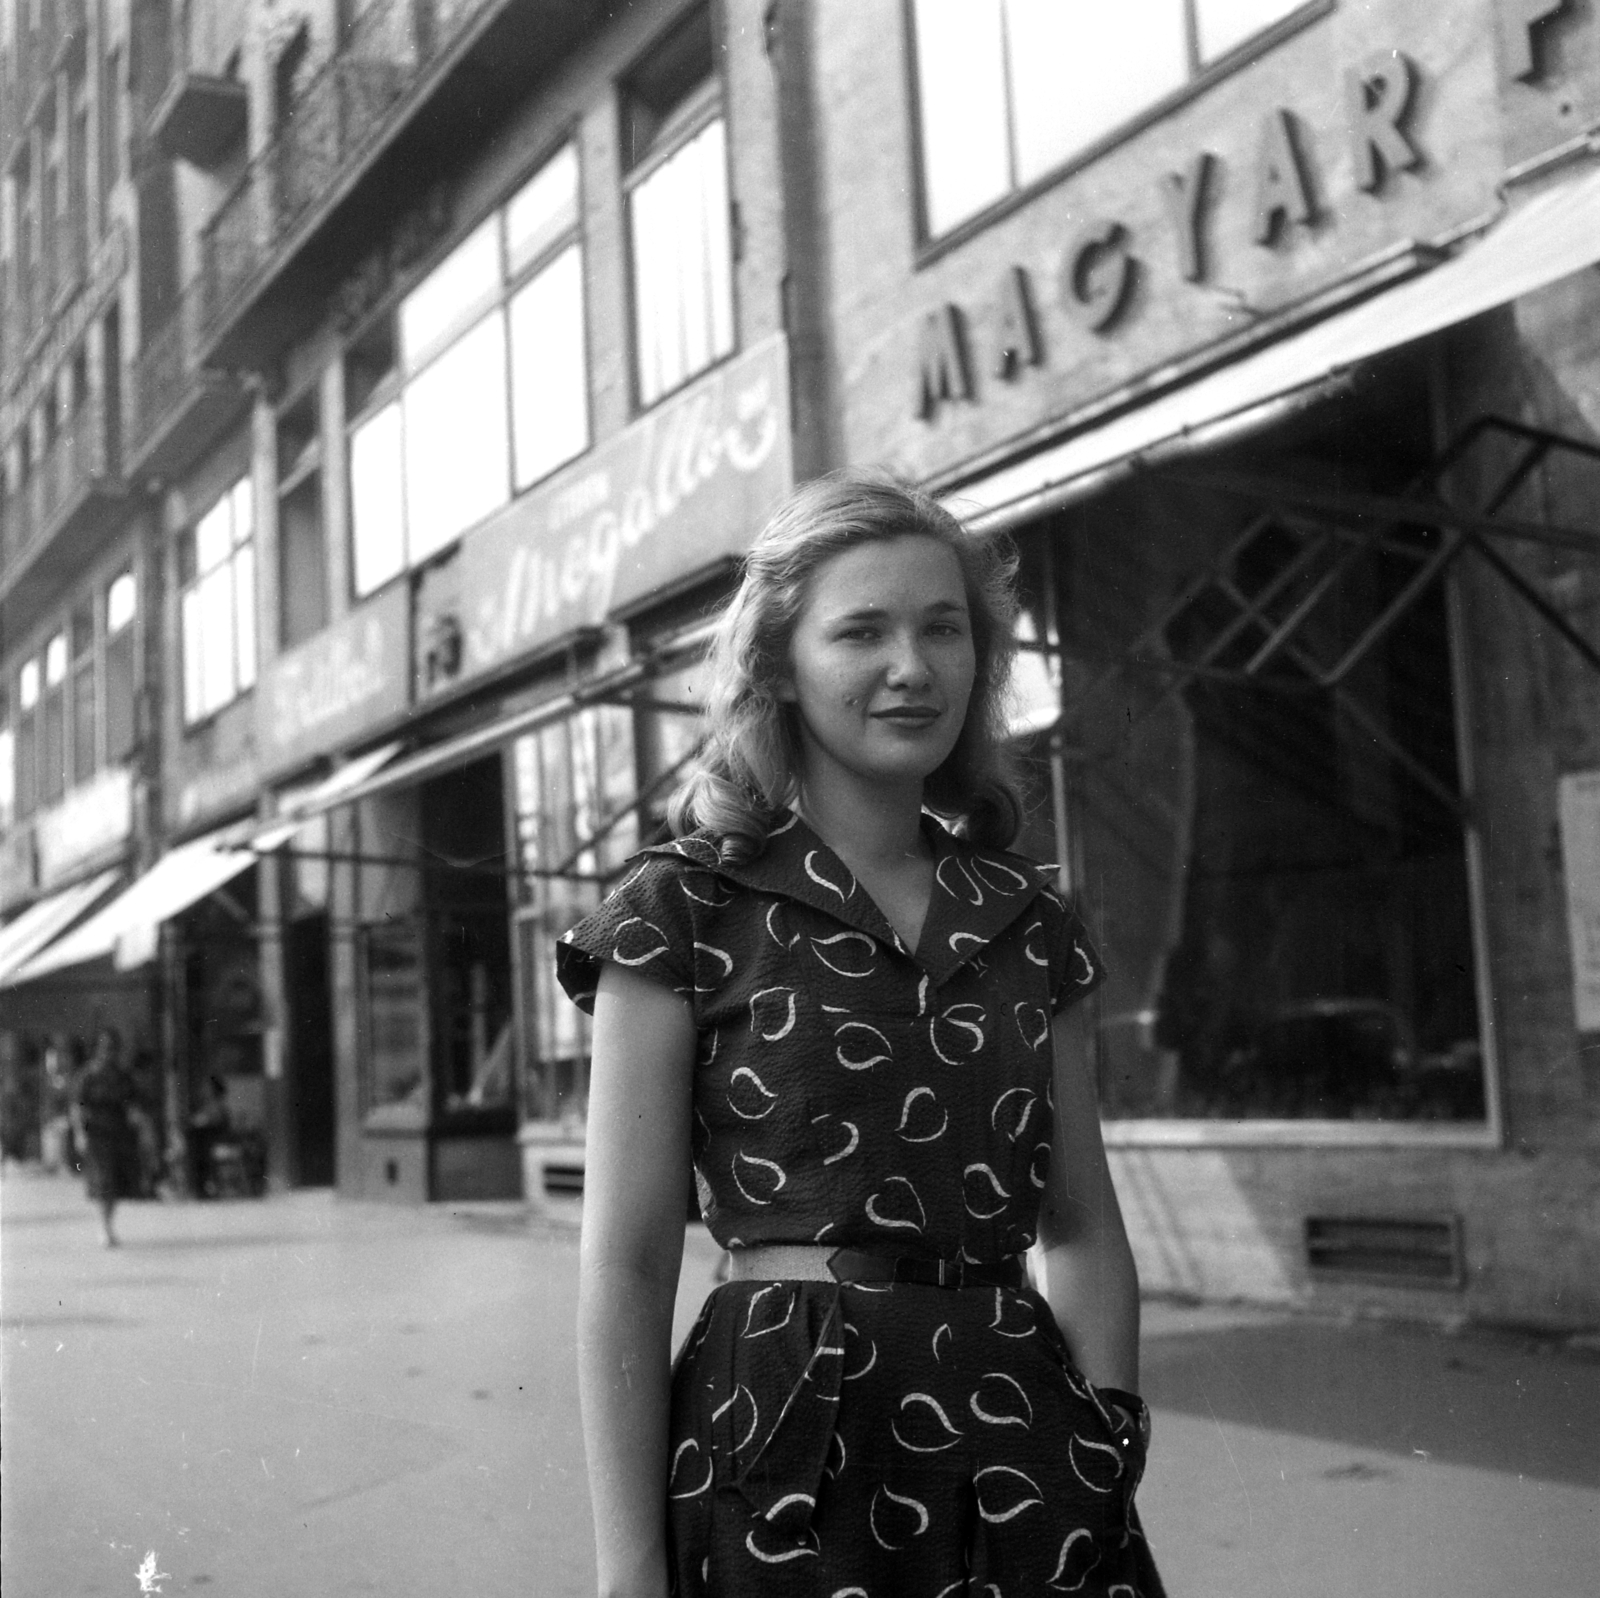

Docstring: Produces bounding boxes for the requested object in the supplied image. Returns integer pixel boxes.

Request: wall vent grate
[1305,1214,1464,1289]
[543,1162,585,1196]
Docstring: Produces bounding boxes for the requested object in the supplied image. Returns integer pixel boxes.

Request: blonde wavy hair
[668,468,1026,861]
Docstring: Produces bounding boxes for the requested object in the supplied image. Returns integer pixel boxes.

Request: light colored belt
[727,1244,839,1282]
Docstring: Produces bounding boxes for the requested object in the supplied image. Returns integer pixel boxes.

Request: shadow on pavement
[1141,1313,1600,1490]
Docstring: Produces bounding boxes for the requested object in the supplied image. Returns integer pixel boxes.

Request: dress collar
[638,810,1054,986]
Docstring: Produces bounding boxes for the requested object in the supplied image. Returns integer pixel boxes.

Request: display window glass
[1018,480,1489,1130]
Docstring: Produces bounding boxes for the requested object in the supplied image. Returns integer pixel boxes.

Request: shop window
[357,920,428,1110]
[1047,493,1486,1126]
[105,569,137,761]
[40,631,67,807]
[911,0,1312,237]
[179,477,256,725]
[511,705,638,1122]
[277,391,328,649]
[621,4,734,407]
[70,599,96,784]
[346,142,588,600]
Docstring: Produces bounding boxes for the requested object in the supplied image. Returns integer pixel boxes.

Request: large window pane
[234,543,256,692]
[507,144,579,275]
[0,728,13,826]
[1006,0,1187,183]
[199,564,235,716]
[630,118,734,405]
[181,588,204,724]
[72,663,96,781]
[1056,511,1484,1125]
[107,570,137,632]
[912,0,1010,235]
[403,311,511,562]
[401,218,502,373]
[511,244,589,489]
[350,401,407,597]
[1196,0,1304,62]
[195,496,232,573]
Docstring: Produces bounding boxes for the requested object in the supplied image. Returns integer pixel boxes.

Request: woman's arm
[577,961,698,1598]
[1035,1003,1141,1393]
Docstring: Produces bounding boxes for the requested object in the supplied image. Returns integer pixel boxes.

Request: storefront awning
[4,745,406,985]
[947,161,1600,531]
[6,828,265,983]
[0,869,122,987]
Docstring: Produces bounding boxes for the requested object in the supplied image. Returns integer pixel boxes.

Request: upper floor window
[105,568,138,761]
[180,478,256,725]
[621,5,734,407]
[0,702,12,831]
[911,0,1311,238]
[347,141,588,600]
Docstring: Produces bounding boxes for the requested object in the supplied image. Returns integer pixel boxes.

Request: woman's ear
[774,675,798,704]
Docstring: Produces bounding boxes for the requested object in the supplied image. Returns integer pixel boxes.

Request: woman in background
[69,1027,136,1247]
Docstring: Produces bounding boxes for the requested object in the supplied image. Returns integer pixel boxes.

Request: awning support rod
[1156,469,1600,554]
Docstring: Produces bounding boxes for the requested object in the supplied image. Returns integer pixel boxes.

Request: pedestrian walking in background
[68,1028,137,1248]
[563,471,1163,1597]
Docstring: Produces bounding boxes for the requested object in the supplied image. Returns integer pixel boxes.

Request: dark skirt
[78,1126,132,1203]
[666,1278,1166,1597]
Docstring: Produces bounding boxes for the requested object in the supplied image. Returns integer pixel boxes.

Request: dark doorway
[285,911,335,1185]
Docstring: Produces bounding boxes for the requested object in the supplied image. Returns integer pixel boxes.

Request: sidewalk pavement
[2,1165,1596,1598]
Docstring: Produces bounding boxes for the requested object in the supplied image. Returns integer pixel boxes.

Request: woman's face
[781,535,977,798]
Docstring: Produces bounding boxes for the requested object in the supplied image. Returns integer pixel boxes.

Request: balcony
[196,0,603,371]
[148,70,249,169]
[129,278,250,482]
[0,405,126,635]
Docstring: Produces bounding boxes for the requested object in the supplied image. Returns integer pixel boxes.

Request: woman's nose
[885,633,932,687]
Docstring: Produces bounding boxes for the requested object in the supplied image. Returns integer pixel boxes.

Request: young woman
[560,471,1164,1598]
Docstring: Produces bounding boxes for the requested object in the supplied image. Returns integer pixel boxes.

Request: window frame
[905,0,1336,261]
[342,133,592,606]
[178,476,257,729]
[618,16,739,413]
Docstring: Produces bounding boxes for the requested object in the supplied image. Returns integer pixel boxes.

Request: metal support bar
[1157,468,1600,554]
[1466,533,1600,677]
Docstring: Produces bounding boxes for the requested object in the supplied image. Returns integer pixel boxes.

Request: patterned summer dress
[557,811,1165,1597]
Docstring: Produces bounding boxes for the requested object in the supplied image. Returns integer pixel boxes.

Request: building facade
[0,0,165,1137]
[781,0,1600,1330]
[2,0,1596,1333]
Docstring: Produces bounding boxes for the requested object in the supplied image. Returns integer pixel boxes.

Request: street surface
[2,1165,1596,1597]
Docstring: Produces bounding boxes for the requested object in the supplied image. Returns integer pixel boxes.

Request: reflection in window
[912,0,1309,236]
[1051,494,1485,1125]
[345,143,588,599]
[180,478,256,724]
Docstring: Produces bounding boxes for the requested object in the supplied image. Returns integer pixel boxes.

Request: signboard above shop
[257,581,411,779]
[452,333,791,687]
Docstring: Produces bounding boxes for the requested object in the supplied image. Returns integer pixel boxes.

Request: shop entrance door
[285,911,334,1185]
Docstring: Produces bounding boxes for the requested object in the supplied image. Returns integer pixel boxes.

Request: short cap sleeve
[555,855,698,1014]
[1046,893,1107,1016]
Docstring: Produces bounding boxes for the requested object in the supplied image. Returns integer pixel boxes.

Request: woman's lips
[872,706,941,724]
